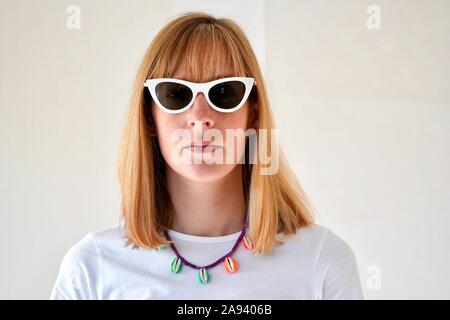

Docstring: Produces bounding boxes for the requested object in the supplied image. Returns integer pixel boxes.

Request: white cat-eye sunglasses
[144,77,256,114]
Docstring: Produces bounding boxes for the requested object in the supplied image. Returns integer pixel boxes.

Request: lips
[183,141,222,153]
[190,142,211,148]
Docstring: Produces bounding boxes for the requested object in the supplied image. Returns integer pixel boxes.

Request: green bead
[198,268,209,284]
[170,257,183,273]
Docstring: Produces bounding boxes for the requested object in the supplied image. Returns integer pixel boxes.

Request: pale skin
[151,57,257,237]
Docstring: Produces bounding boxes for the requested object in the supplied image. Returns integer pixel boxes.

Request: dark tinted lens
[155,82,193,110]
[208,81,246,110]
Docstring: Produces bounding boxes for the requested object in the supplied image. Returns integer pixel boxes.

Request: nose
[187,92,215,129]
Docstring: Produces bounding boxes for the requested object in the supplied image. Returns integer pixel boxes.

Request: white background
[1,0,449,299]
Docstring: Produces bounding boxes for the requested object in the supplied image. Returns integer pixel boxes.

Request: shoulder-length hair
[116,12,315,255]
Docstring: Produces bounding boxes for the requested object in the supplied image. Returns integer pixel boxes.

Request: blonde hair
[116,12,315,255]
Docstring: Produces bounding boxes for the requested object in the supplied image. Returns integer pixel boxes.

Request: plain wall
[0,0,449,299]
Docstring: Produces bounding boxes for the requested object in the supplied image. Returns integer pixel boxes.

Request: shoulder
[62,222,124,264]
[314,224,357,265]
[279,223,331,253]
[49,222,124,299]
[89,221,128,249]
[282,223,356,262]
[302,224,364,300]
[280,223,363,299]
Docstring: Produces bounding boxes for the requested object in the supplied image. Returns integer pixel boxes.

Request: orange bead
[224,256,238,273]
[242,235,254,250]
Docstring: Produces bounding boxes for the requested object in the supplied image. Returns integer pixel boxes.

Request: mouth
[183,142,222,153]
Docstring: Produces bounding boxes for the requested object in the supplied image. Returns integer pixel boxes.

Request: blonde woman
[50,12,363,300]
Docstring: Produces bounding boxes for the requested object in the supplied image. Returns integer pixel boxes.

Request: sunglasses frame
[144,76,256,114]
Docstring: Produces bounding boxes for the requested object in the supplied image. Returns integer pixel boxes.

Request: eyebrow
[175,74,235,82]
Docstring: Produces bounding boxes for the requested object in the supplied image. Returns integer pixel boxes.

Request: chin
[178,163,237,183]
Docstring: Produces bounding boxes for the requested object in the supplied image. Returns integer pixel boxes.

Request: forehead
[171,53,237,83]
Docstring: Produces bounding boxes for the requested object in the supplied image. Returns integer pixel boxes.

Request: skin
[151,57,257,237]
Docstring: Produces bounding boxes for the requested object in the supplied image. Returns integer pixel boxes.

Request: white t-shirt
[49,221,364,300]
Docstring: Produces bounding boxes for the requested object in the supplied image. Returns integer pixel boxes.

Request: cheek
[151,108,177,155]
[223,103,250,130]
[220,105,250,162]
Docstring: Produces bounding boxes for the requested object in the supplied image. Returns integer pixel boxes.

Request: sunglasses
[144,77,256,114]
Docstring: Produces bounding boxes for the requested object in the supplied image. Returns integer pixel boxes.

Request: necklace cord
[163,222,247,270]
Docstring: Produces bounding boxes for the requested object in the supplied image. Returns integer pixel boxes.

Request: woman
[50,12,364,300]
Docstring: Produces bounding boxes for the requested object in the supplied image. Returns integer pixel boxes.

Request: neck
[166,165,247,237]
